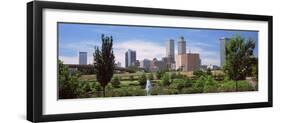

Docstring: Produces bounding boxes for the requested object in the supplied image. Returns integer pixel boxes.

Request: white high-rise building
[125,49,136,68]
[166,39,175,62]
[178,36,186,55]
[140,59,151,71]
[220,37,230,67]
[79,52,87,65]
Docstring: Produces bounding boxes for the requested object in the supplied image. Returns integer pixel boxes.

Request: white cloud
[61,41,98,52]
[59,55,94,65]
[113,40,165,67]
[59,56,77,64]
[189,41,216,48]
[59,39,165,66]
[59,41,98,64]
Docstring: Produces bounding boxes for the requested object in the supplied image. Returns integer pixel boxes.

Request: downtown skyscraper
[79,52,87,65]
[175,36,200,72]
[220,37,230,67]
[178,36,186,55]
[166,39,175,63]
[125,49,136,68]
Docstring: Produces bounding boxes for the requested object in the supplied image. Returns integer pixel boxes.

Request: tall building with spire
[176,36,200,72]
[178,36,186,55]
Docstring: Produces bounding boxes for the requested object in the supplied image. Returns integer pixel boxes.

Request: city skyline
[58,23,258,67]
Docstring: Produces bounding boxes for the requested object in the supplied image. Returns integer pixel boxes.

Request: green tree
[223,35,256,91]
[93,34,115,97]
[250,57,258,81]
[58,60,81,99]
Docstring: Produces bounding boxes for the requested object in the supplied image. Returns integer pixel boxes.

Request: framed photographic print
[27,1,273,122]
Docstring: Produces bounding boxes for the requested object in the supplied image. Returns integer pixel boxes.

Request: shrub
[156,71,164,79]
[213,73,224,81]
[184,77,193,88]
[219,80,254,92]
[111,76,121,88]
[203,76,219,93]
[138,73,147,87]
[161,73,170,86]
[128,81,140,86]
[161,88,170,95]
[106,83,113,90]
[74,81,95,98]
[191,87,205,93]
[125,86,146,96]
[171,79,185,92]
[94,82,102,91]
[129,75,134,81]
[93,82,102,97]
[58,60,82,99]
[151,85,161,95]
[147,73,154,80]
[195,76,206,88]
[219,80,236,92]
[170,72,177,79]
[112,88,127,97]
[134,86,146,96]
[193,70,206,78]
[206,68,212,75]
[237,80,255,91]
[181,88,196,94]
[176,72,186,79]
[193,76,206,93]
[168,88,179,94]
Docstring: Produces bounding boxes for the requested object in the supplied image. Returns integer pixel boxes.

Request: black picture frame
[27,1,273,122]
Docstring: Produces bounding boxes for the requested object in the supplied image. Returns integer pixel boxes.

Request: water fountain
[145,79,152,96]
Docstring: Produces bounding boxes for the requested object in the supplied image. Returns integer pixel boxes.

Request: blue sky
[58,23,258,67]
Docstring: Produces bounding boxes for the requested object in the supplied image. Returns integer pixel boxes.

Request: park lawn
[120,80,139,86]
[79,72,158,81]
[76,72,256,98]
[79,75,96,81]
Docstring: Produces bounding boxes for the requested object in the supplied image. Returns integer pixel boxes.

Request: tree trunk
[103,86,106,97]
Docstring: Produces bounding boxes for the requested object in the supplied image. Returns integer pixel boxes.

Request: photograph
[26,1,273,122]
[58,22,259,99]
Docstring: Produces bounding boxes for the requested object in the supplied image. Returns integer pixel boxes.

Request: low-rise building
[140,59,151,71]
[176,53,200,72]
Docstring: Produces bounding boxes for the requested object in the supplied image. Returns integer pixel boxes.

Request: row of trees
[59,34,116,98]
